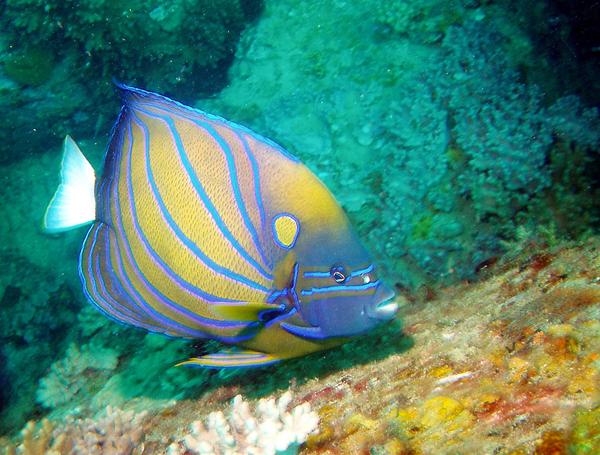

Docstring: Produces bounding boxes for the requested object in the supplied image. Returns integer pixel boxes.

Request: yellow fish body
[44,84,398,368]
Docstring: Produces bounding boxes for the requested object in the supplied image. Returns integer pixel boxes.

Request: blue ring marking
[130,111,270,293]
[121,118,257,332]
[134,108,273,284]
[272,213,300,250]
[115,82,300,163]
[300,280,380,296]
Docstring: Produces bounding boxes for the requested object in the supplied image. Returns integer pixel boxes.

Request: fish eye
[330,265,347,283]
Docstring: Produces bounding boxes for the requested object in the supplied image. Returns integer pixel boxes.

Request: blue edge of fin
[112,80,299,163]
[177,349,281,369]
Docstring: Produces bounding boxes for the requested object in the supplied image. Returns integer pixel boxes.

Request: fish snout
[366,283,398,321]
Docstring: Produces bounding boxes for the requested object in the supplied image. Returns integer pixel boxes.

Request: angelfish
[44,84,398,368]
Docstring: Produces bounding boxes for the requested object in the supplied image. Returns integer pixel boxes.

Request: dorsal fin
[114,81,182,111]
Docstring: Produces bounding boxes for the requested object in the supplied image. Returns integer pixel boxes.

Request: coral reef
[168,392,318,455]
[0,0,262,164]
[1,238,598,453]
[442,21,554,222]
[298,239,600,453]
[3,407,148,455]
[36,343,119,409]
[0,1,599,453]
[210,0,599,286]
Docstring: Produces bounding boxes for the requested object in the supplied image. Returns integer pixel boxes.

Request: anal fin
[176,349,281,368]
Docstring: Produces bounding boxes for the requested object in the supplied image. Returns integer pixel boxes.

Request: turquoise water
[0,0,598,452]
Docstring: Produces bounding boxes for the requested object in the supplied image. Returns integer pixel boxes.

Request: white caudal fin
[44,135,96,233]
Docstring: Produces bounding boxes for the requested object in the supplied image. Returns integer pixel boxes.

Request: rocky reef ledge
[1,238,598,454]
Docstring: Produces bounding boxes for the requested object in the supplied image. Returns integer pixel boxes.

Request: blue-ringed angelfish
[44,84,398,368]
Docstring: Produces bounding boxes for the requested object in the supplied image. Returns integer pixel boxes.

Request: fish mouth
[373,298,398,320]
[366,284,398,321]
[367,297,398,321]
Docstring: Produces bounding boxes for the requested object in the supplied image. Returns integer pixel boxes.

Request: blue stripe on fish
[119,119,258,333]
[131,111,270,294]
[80,223,163,332]
[234,131,270,268]
[112,164,212,338]
[122,119,240,304]
[303,270,331,278]
[102,224,154,322]
[303,264,374,279]
[190,116,271,273]
[290,262,301,308]
[104,226,167,330]
[134,106,272,278]
[351,264,374,277]
[81,224,130,325]
[107,123,226,338]
[300,280,380,296]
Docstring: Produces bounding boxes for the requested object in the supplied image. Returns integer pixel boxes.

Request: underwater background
[0,0,599,453]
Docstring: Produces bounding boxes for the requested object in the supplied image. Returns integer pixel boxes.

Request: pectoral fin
[208,302,286,322]
[176,349,281,368]
[280,321,330,340]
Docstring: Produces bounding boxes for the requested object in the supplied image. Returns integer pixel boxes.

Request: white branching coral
[168,391,319,455]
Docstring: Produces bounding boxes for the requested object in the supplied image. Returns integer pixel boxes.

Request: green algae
[569,406,600,454]
[3,47,55,86]
[411,213,434,241]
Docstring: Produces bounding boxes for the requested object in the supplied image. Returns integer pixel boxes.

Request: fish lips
[365,284,398,321]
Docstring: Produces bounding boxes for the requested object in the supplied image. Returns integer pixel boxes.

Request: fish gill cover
[0,0,599,453]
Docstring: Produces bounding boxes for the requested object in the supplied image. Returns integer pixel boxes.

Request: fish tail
[43,135,96,233]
